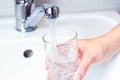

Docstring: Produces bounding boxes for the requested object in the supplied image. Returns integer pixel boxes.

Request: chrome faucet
[15,0,59,32]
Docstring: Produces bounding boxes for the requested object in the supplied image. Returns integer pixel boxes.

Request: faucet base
[16,26,37,32]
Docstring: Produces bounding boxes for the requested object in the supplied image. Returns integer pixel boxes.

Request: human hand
[46,37,118,80]
[73,35,118,80]
[46,36,118,80]
[46,36,108,80]
[46,36,116,80]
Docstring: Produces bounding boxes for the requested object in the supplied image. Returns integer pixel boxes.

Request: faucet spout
[15,0,59,32]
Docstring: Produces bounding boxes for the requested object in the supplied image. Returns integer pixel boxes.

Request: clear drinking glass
[43,28,79,80]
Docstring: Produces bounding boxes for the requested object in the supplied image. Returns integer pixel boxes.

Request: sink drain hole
[23,49,33,58]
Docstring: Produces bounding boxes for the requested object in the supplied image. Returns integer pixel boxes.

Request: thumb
[73,54,94,80]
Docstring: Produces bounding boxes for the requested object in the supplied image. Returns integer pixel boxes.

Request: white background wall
[54,0,120,13]
[0,0,120,17]
[0,0,14,17]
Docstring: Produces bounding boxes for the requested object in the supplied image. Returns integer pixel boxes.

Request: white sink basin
[0,10,120,80]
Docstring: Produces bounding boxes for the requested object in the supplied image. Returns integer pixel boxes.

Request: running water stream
[49,19,57,57]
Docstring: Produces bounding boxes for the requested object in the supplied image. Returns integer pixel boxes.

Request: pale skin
[46,23,120,80]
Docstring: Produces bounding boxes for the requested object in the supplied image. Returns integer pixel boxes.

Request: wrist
[101,32,120,58]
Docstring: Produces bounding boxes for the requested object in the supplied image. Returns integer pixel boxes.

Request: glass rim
[42,29,78,44]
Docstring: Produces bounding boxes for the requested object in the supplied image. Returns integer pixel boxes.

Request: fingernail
[73,74,82,80]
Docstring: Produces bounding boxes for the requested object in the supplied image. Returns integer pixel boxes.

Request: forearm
[104,23,120,54]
